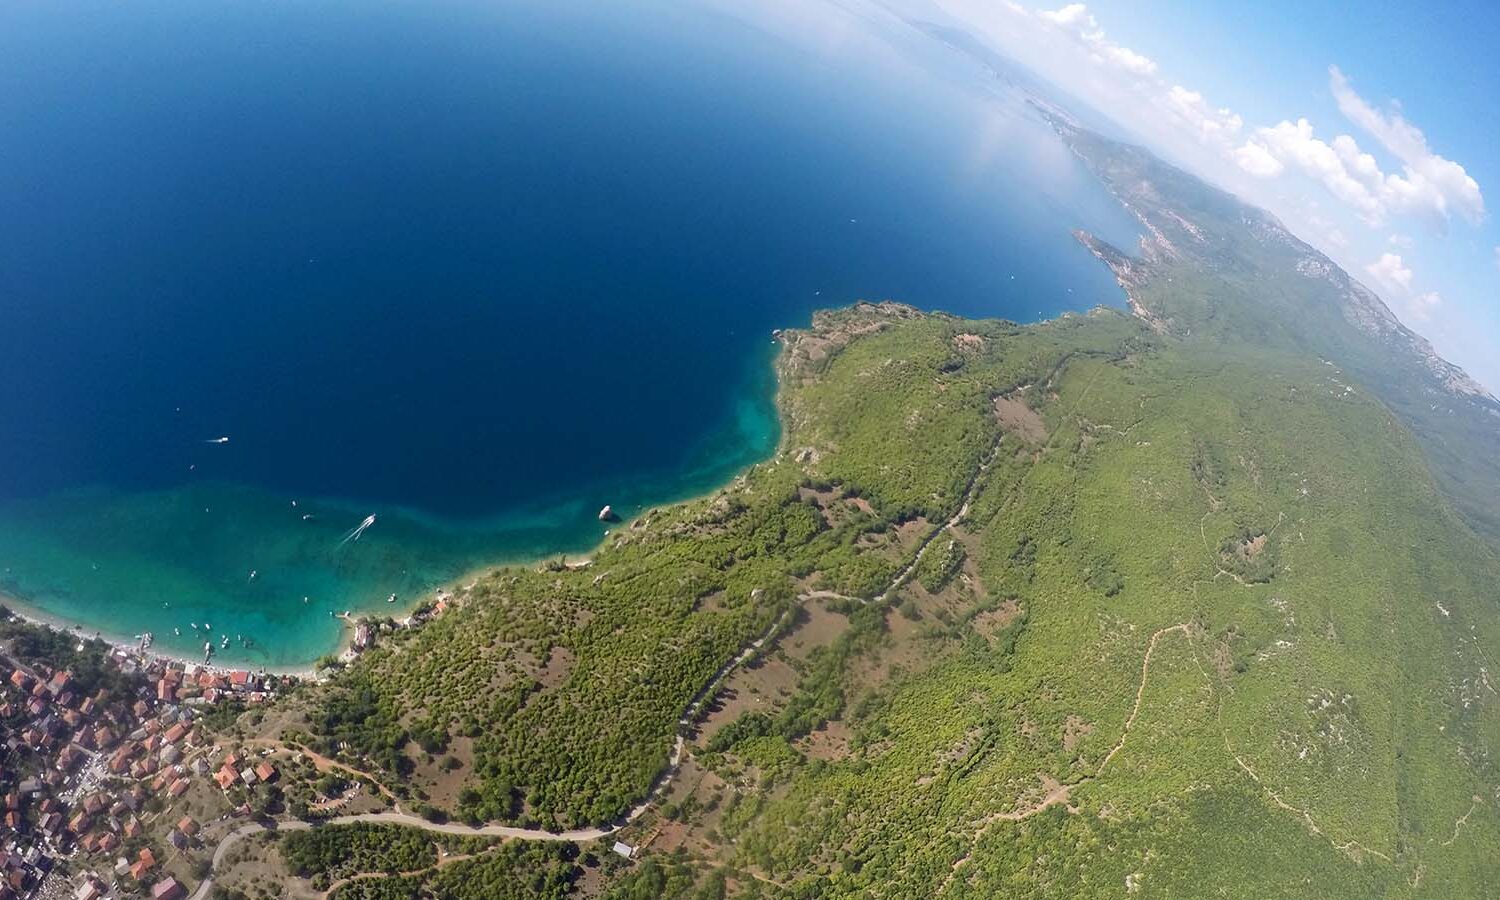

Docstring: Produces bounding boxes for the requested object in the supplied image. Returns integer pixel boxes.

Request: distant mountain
[903,16,1133,139]
[1040,107,1500,548]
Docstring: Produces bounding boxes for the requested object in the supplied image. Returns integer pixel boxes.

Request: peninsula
[4,126,1499,900]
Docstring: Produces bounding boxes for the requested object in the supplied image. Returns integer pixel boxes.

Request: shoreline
[2,496,679,680]
[0,338,793,678]
[0,589,322,680]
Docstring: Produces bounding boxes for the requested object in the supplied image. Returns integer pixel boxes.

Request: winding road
[189,386,1015,899]
[188,617,777,900]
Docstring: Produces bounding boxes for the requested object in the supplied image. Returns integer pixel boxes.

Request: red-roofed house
[130,848,156,880]
[56,744,84,771]
[151,877,186,900]
[77,877,106,900]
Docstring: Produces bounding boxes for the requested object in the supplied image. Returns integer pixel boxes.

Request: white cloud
[1038,3,1091,28]
[1038,4,1158,78]
[1365,253,1439,320]
[1162,85,1242,149]
[922,0,1493,388]
[1330,134,1382,186]
[1017,21,1488,232]
[1233,140,1284,177]
[1241,119,1386,222]
[1236,106,1484,229]
[1329,66,1485,225]
[1101,44,1158,77]
[1412,291,1442,320]
[1366,252,1414,292]
[944,3,1487,236]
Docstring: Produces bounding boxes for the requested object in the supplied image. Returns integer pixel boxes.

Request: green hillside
[665,316,1500,897]
[1052,114,1500,549]
[260,129,1500,899]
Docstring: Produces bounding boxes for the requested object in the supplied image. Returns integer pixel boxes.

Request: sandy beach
[0,588,324,680]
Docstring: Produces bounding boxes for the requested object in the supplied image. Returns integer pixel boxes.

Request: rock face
[598,505,617,522]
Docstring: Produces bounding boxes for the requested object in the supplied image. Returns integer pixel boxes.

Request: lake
[0,0,1140,666]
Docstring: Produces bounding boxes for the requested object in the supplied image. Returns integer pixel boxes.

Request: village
[0,618,287,900]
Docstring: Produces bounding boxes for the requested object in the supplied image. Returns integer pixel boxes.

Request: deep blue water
[0,0,1140,666]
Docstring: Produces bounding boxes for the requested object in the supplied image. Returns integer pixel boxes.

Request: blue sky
[906,0,1500,390]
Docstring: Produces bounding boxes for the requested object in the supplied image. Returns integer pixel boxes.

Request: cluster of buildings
[209,750,277,793]
[0,642,283,900]
[117,654,275,707]
[348,594,451,657]
[73,869,185,900]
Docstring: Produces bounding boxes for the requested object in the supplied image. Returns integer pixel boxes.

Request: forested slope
[1053,114,1500,548]
[260,296,1500,898]
[255,123,1500,899]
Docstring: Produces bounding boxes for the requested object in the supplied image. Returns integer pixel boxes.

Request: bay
[0,0,1139,666]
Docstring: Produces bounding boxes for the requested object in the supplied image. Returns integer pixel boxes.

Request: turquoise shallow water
[0,0,1139,667]
[0,347,780,668]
